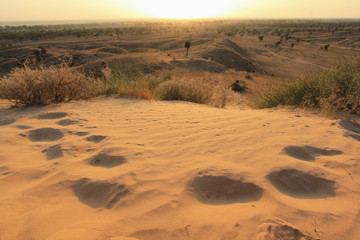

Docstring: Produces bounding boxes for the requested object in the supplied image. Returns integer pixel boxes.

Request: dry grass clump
[103,61,242,107]
[256,60,360,115]
[0,60,102,106]
[156,78,212,104]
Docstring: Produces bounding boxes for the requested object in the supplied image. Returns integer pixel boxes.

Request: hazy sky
[1,0,360,21]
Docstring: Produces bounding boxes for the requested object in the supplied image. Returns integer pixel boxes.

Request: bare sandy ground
[0,97,359,240]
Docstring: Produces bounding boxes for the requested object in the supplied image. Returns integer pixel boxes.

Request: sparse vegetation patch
[256,60,360,115]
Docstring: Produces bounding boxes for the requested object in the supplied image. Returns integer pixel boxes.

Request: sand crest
[0,97,359,239]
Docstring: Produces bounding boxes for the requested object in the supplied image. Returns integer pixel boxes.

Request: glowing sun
[132,0,237,19]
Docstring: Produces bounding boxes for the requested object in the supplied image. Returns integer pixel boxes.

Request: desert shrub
[157,79,211,104]
[103,58,141,96]
[104,58,173,99]
[255,60,360,115]
[0,60,102,106]
[231,80,248,93]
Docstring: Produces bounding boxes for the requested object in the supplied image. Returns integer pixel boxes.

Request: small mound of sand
[170,60,226,73]
[73,178,128,209]
[88,149,126,168]
[283,145,343,161]
[0,119,16,126]
[339,120,360,134]
[28,128,64,142]
[42,144,63,160]
[200,46,259,72]
[37,112,68,119]
[86,135,107,143]
[266,169,336,198]
[98,47,126,54]
[191,171,263,204]
[57,119,78,126]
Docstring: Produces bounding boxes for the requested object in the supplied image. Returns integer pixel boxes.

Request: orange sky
[1,0,360,21]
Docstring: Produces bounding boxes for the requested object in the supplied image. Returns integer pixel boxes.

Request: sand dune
[0,97,359,239]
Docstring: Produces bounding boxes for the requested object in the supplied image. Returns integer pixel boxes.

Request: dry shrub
[0,60,102,106]
[156,78,212,104]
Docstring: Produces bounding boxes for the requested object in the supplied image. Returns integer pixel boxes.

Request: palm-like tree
[185,41,191,56]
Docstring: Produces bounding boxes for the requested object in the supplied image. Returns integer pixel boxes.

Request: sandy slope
[0,97,359,240]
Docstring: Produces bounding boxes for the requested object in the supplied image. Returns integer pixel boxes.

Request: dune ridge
[0,97,359,239]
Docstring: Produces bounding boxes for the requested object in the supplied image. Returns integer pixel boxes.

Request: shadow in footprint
[28,128,64,142]
[75,132,88,136]
[283,146,343,161]
[0,119,16,126]
[72,178,128,209]
[339,120,360,134]
[86,135,107,143]
[191,171,263,204]
[57,119,78,126]
[42,144,63,160]
[15,125,32,130]
[37,112,68,120]
[266,169,336,199]
[88,152,126,168]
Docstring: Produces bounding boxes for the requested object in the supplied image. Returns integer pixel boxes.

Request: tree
[185,41,191,56]
[258,35,264,41]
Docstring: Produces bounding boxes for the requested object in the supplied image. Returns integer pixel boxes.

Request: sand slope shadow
[191,171,263,204]
[266,169,336,199]
[37,112,68,119]
[339,120,360,134]
[283,146,343,161]
[347,133,360,142]
[28,128,63,142]
[87,148,126,168]
[73,178,128,209]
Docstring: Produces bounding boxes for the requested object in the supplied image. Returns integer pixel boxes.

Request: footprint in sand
[15,125,32,130]
[42,144,63,160]
[283,145,343,161]
[37,112,68,119]
[266,169,336,199]
[0,166,12,176]
[28,128,64,142]
[87,149,126,168]
[72,178,128,209]
[0,119,16,126]
[67,131,89,136]
[257,218,316,240]
[191,170,263,204]
[86,135,107,143]
[57,119,78,126]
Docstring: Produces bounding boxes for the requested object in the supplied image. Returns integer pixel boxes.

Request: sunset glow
[131,0,239,19]
[0,0,359,21]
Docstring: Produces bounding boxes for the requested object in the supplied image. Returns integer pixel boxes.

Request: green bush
[256,60,360,115]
